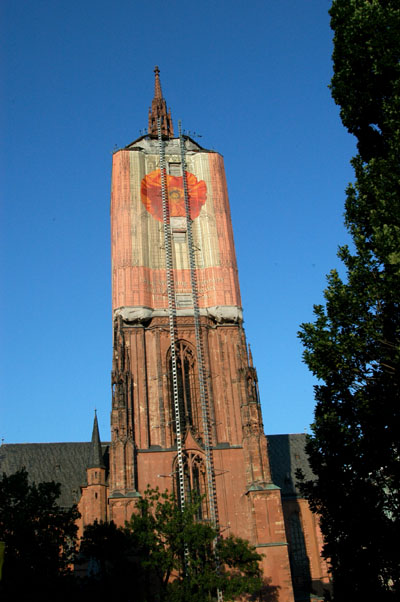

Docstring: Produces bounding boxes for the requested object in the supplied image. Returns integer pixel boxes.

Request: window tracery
[168,341,201,437]
[173,451,208,519]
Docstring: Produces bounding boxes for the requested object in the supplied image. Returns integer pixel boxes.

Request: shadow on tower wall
[267,434,331,602]
[250,577,280,601]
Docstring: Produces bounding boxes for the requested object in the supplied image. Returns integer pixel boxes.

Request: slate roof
[267,434,314,497]
[0,434,311,508]
[0,442,109,509]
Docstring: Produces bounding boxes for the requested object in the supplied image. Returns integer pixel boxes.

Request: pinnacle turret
[88,411,105,469]
[148,65,174,138]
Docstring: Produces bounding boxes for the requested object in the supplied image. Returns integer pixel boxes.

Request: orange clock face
[140,169,207,222]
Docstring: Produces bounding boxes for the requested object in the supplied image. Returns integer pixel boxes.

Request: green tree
[0,468,80,600]
[75,489,264,601]
[126,488,263,602]
[330,0,400,162]
[77,520,144,600]
[298,1,400,601]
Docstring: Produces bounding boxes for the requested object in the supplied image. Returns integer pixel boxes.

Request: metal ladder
[178,122,223,602]
[157,120,186,514]
[178,121,220,530]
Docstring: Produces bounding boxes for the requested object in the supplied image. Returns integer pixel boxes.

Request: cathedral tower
[109,67,294,601]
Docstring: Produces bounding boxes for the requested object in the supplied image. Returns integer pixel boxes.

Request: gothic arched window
[168,341,200,437]
[174,451,208,519]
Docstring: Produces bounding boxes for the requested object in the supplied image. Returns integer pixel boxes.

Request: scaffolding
[157,119,222,600]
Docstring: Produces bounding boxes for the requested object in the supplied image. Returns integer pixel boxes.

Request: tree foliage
[77,519,144,599]
[330,0,400,161]
[0,470,263,601]
[125,488,263,602]
[0,468,80,600]
[78,488,263,602]
[298,1,400,600]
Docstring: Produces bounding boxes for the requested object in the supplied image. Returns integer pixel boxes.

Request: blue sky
[1,0,356,444]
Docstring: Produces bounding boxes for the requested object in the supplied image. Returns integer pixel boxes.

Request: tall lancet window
[168,341,200,437]
[174,452,209,519]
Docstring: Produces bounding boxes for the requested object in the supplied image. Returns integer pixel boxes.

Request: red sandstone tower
[109,67,294,601]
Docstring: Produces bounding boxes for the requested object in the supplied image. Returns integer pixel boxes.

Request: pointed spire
[148,65,174,138]
[154,65,162,100]
[88,410,105,468]
[248,344,254,368]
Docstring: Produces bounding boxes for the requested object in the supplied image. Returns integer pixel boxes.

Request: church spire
[148,65,174,138]
[154,65,163,100]
[88,411,105,468]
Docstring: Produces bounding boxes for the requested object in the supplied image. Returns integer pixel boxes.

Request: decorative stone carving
[114,305,243,325]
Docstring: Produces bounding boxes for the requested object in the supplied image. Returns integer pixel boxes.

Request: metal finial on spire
[148,66,174,138]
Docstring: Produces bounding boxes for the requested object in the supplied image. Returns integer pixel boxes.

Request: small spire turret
[88,411,105,468]
[248,344,254,368]
[148,66,174,138]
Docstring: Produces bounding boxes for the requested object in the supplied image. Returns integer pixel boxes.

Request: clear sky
[1,0,356,444]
